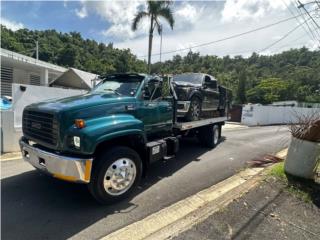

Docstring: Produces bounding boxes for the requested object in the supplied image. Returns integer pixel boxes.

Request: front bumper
[19,139,93,183]
[176,101,190,117]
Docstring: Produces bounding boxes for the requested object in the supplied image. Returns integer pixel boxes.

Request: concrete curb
[101,168,265,240]
[100,148,288,240]
[0,152,22,162]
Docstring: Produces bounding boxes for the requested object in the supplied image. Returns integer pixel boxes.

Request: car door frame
[202,75,219,111]
[138,78,173,137]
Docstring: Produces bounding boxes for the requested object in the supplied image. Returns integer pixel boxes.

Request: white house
[0,48,99,152]
[1,48,67,96]
[0,48,99,96]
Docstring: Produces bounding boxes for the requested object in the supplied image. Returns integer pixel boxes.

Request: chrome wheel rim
[103,158,136,196]
[213,127,219,145]
[191,101,200,119]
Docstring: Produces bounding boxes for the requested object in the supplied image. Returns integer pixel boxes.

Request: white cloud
[76,1,203,40]
[1,18,24,31]
[175,2,202,25]
[71,1,313,61]
[75,6,88,19]
[114,1,313,62]
[75,1,147,39]
[221,0,291,22]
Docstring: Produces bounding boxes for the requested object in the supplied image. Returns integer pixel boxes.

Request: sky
[1,0,320,62]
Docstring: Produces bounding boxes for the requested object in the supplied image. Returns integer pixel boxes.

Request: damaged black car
[172,73,231,121]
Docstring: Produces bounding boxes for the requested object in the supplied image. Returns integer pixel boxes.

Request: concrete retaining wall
[1,84,84,153]
[241,104,320,126]
[12,84,85,127]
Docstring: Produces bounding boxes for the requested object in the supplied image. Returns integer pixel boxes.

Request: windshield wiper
[103,89,122,95]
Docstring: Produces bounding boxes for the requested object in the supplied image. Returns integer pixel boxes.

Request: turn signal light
[75,119,86,129]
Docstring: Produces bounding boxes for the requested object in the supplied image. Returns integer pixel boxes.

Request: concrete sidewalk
[173,175,320,240]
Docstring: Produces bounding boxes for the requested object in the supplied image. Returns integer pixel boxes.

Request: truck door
[138,78,172,136]
[203,75,219,111]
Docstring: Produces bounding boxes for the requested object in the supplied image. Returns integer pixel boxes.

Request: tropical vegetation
[1,25,319,104]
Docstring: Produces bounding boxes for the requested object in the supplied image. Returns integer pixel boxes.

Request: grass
[268,162,313,203]
[268,162,286,180]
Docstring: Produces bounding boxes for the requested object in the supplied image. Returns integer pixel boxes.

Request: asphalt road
[1,125,290,240]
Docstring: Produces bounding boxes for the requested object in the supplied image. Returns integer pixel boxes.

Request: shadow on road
[2,138,221,240]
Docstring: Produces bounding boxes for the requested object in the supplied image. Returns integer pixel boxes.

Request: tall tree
[132,1,174,73]
[237,70,247,104]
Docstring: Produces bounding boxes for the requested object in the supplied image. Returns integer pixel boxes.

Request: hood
[26,92,135,113]
[173,81,201,87]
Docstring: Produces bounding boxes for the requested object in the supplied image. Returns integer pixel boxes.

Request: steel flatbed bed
[173,117,228,131]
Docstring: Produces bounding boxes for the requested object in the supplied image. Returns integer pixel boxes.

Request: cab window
[143,79,163,101]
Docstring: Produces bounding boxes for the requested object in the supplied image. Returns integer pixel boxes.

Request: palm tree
[132,1,174,73]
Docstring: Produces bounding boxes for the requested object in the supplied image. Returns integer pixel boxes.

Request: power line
[259,16,310,52]
[294,0,320,41]
[282,0,316,41]
[297,0,320,29]
[139,10,316,58]
[226,20,313,56]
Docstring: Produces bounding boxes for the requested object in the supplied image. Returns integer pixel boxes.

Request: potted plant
[285,112,320,179]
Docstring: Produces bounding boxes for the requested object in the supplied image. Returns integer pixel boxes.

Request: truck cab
[20,73,228,204]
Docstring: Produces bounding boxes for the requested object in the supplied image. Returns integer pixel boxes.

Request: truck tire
[198,124,220,148]
[88,146,142,204]
[186,97,202,121]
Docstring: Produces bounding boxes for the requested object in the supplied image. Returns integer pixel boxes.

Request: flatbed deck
[173,117,228,131]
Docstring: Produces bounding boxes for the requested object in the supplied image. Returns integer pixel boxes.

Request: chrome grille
[23,110,58,146]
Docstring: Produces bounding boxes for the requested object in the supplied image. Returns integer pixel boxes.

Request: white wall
[241,104,320,126]
[12,84,85,127]
[1,111,22,153]
[1,84,85,152]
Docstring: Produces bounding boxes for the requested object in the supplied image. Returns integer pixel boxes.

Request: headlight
[73,136,81,148]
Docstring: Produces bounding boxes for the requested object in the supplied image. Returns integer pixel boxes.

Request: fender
[188,89,203,101]
[66,114,145,154]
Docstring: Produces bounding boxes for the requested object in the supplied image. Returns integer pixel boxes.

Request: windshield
[92,77,142,97]
[173,74,202,84]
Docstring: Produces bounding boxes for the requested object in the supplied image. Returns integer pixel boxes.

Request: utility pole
[159,24,163,63]
[35,40,39,60]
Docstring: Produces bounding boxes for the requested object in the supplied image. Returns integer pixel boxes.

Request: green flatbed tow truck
[19,73,229,204]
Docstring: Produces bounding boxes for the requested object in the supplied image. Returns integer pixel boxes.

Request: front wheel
[88,146,142,204]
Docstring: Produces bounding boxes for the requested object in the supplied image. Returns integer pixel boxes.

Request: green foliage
[153,48,320,104]
[2,24,319,104]
[161,76,171,97]
[247,78,290,104]
[1,25,147,75]
[268,163,313,203]
[237,70,247,104]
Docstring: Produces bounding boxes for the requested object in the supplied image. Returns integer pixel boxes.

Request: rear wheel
[198,124,221,148]
[88,146,142,204]
[186,97,201,121]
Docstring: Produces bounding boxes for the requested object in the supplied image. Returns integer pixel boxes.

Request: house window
[30,74,41,86]
[1,66,13,97]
